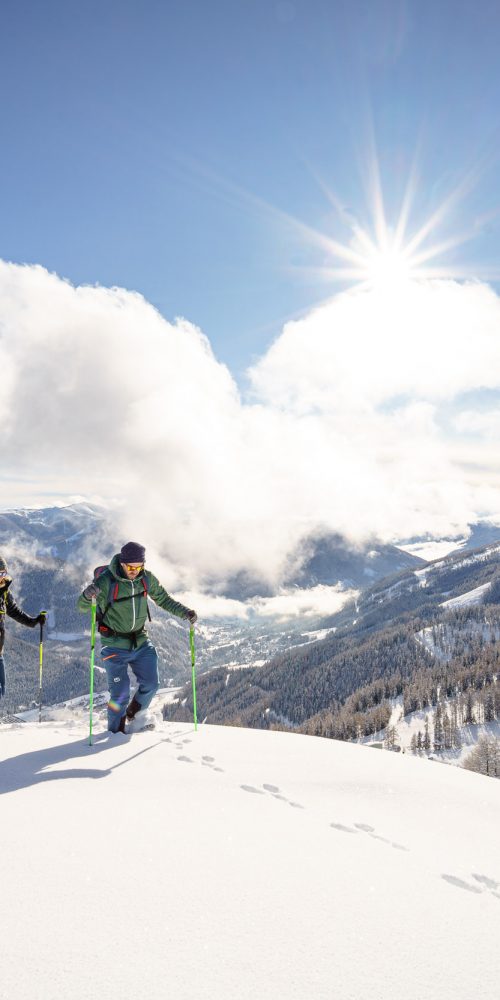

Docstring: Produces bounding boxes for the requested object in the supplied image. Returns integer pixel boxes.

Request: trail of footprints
[168,736,499,899]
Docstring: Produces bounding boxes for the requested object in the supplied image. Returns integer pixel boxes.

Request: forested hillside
[164,544,500,773]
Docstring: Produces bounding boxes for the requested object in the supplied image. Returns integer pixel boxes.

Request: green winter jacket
[77,554,191,650]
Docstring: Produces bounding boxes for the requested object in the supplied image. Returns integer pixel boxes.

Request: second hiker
[0,554,47,701]
[78,541,197,733]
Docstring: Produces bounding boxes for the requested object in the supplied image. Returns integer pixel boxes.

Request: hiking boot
[126,696,141,721]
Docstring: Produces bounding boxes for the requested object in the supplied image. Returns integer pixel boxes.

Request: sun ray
[392,159,421,253]
[172,141,492,300]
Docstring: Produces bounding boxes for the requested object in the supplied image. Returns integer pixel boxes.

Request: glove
[37,611,48,625]
[83,583,99,601]
[187,609,197,625]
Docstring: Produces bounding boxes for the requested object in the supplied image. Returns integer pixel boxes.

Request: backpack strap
[93,566,117,626]
[142,576,152,622]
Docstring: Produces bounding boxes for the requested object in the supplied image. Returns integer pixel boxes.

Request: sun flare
[290,152,487,298]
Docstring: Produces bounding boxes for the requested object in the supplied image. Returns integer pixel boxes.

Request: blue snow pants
[100,640,159,732]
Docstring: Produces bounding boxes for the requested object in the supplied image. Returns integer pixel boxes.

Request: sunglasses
[122,563,144,572]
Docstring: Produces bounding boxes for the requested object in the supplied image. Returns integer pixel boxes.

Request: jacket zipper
[130,580,136,629]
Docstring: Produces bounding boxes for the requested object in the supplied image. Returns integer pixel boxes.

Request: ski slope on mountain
[1,716,499,1000]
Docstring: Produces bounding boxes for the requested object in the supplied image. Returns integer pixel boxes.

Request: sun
[285,152,482,297]
[360,243,419,290]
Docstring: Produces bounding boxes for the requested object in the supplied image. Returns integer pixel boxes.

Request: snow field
[0,720,499,1000]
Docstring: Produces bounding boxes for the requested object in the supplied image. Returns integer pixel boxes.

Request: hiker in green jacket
[78,542,197,733]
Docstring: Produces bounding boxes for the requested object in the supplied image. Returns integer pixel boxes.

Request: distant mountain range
[2,502,500,723]
[164,537,500,770]
[3,500,499,597]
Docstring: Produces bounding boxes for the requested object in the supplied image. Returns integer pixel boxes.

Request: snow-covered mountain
[1,708,499,1000]
[0,503,425,714]
[165,538,500,762]
[0,502,110,559]
[330,536,500,632]
[2,502,500,725]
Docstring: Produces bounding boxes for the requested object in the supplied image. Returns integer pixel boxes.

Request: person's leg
[127,641,159,717]
[101,648,131,732]
[0,655,5,698]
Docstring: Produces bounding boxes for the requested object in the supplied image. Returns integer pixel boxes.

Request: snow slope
[1,716,500,1000]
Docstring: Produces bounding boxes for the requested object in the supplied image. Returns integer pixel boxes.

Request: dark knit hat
[120,542,146,564]
[0,555,8,572]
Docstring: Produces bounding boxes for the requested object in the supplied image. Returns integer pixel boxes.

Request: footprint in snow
[442,874,483,895]
[355,822,409,852]
[241,785,264,795]
[442,873,500,899]
[177,755,194,764]
[330,822,409,852]
[261,783,304,809]
[201,755,225,772]
[472,873,500,891]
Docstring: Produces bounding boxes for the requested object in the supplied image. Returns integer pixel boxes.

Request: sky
[2,711,500,999]
[2,0,500,581]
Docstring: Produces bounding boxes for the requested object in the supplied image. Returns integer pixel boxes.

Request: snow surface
[415,618,500,664]
[1,711,500,999]
[362,695,500,767]
[440,582,492,609]
[400,538,468,561]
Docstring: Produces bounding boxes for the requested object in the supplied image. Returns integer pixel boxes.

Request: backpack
[93,565,151,644]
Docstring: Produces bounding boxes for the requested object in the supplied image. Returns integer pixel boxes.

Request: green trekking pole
[88,598,97,746]
[38,615,45,723]
[190,625,198,731]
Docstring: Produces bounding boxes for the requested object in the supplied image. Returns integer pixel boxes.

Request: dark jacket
[0,577,39,655]
[77,554,192,650]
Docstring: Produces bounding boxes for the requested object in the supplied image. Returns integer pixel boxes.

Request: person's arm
[77,580,101,613]
[147,573,197,622]
[6,591,41,627]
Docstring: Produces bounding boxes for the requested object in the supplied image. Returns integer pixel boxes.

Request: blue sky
[2,0,500,380]
[3,0,500,568]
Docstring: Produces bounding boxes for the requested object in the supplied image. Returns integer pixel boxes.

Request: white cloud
[453,408,500,438]
[174,584,356,621]
[249,279,500,410]
[2,261,500,593]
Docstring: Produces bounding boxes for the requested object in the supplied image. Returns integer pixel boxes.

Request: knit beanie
[120,542,146,564]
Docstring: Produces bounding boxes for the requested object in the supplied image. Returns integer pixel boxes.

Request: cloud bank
[1,261,500,591]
